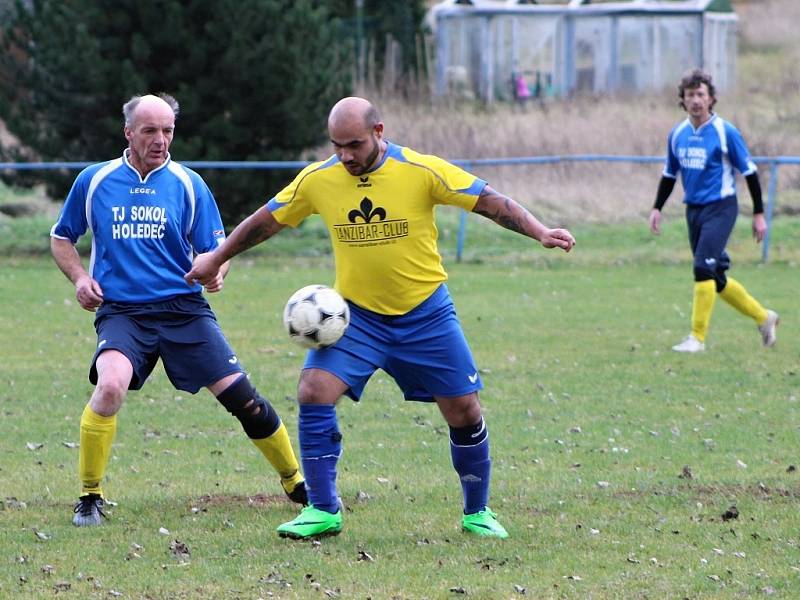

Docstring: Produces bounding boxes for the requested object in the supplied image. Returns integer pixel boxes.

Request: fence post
[762,160,778,263]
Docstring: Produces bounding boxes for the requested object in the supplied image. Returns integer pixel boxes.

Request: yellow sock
[78,404,117,497]
[250,422,303,492]
[691,280,717,342]
[719,277,769,324]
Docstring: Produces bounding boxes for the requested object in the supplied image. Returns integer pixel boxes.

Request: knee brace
[216,375,280,439]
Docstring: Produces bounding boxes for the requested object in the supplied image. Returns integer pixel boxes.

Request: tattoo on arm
[474,189,532,236]
[225,212,283,257]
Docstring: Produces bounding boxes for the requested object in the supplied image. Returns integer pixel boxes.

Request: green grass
[1,219,798,599]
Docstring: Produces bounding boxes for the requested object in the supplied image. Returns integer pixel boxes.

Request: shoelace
[74,497,106,518]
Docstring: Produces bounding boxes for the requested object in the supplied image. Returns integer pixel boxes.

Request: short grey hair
[122,93,180,127]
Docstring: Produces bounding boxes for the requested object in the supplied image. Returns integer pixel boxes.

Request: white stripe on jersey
[86,158,123,279]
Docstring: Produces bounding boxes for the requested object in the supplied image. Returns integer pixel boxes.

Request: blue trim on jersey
[51,151,226,303]
[266,155,339,212]
[387,141,488,196]
[663,114,757,205]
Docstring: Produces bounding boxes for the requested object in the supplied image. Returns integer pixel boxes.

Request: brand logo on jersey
[357,176,371,189]
[348,197,385,223]
[130,187,157,195]
[334,197,409,246]
[228,356,238,364]
[468,372,479,384]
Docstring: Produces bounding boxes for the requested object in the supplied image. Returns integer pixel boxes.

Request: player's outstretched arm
[185,207,285,286]
[472,185,575,252]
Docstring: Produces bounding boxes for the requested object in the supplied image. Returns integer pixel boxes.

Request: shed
[427,0,738,102]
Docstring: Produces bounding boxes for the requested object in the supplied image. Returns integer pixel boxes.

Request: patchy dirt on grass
[190,493,290,509]
[612,482,800,503]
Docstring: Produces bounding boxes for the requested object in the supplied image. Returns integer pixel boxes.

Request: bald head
[328,97,380,134]
[123,93,179,128]
[123,93,179,177]
[328,97,386,176]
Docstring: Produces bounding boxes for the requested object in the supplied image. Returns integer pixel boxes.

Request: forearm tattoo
[474,191,532,236]
[227,215,279,256]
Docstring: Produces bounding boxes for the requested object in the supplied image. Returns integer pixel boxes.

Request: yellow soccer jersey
[266,142,487,314]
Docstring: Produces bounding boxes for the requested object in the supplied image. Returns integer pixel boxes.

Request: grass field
[1,213,798,599]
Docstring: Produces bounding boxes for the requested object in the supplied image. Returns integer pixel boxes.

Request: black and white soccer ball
[282,285,350,349]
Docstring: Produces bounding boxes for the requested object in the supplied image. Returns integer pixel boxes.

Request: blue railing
[2,155,796,262]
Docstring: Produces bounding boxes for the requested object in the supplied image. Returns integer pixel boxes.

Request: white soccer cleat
[758,310,779,347]
[672,334,705,353]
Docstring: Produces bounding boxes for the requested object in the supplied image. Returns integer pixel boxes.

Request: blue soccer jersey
[51,150,226,303]
[663,114,756,205]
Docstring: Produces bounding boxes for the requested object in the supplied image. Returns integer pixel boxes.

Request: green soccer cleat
[461,508,508,539]
[277,505,342,539]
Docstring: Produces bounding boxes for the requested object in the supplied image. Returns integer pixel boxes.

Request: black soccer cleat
[72,493,107,527]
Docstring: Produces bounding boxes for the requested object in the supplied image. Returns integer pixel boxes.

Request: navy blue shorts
[90,293,244,393]
[686,196,737,286]
[303,284,483,402]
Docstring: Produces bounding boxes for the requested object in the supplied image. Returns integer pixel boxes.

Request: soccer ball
[282,285,350,349]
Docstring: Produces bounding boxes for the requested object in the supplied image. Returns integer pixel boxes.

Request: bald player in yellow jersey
[186,97,575,540]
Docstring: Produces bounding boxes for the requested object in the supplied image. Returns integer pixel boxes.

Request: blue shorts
[303,284,483,402]
[90,293,244,393]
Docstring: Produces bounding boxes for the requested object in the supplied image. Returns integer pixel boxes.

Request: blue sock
[449,418,491,515]
[298,404,341,514]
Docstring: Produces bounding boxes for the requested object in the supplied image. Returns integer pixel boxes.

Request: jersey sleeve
[266,161,324,227]
[405,150,487,210]
[725,123,757,176]
[50,167,92,242]
[188,173,226,254]
[662,130,680,179]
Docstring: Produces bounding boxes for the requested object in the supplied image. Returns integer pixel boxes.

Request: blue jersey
[663,114,756,206]
[51,151,226,303]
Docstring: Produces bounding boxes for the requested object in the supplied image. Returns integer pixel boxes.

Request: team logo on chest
[334,197,408,246]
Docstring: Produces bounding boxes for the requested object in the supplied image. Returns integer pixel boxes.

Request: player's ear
[373,122,384,139]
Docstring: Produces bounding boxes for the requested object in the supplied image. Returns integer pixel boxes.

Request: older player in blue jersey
[186,96,575,540]
[649,69,778,353]
[51,93,307,526]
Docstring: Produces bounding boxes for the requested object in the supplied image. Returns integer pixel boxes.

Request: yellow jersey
[267,142,486,314]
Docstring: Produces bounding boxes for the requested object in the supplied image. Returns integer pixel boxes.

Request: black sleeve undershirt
[746,172,764,215]
[653,173,763,215]
[653,176,676,211]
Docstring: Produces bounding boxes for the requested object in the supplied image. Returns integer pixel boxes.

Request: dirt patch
[190,493,289,509]
[612,482,800,503]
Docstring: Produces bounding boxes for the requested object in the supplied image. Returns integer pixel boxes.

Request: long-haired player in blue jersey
[649,69,778,353]
[186,97,576,540]
[51,94,307,526]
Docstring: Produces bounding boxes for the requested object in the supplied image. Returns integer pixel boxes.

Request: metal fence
[2,154,797,262]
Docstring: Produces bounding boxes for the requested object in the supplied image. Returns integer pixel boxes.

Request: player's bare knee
[437,393,482,427]
[93,378,127,410]
[297,378,327,405]
[216,375,280,439]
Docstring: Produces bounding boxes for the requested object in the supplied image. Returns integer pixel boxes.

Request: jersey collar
[122,148,173,183]
[689,112,717,134]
